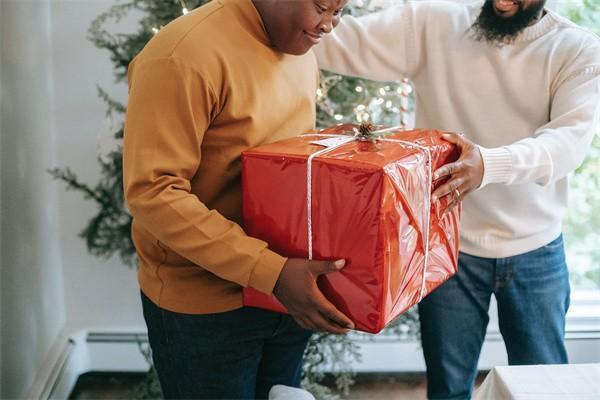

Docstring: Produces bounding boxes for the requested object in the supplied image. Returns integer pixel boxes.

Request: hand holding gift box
[243,124,461,333]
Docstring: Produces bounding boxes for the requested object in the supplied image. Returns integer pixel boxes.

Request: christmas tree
[50,0,415,398]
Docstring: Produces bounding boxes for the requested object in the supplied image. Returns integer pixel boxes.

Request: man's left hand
[432,132,484,211]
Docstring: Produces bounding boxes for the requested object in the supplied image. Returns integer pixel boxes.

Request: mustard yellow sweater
[123,0,318,314]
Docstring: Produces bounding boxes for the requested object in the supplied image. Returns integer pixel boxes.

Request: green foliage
[129,342,163,399]
[48,149,134,266]
[316,72,408,128]
[88,0,210,83]
[302,332,362,399]
[559,1,600,289]
[563,137,600,289]
[560,0,600,35]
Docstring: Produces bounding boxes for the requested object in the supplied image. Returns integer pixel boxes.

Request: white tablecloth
[474,363,600,400]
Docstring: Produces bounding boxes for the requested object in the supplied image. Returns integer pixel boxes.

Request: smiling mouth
[495,0,522,12]
[304,31,323,44]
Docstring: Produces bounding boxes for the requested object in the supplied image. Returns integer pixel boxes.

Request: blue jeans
[141,292,312,399]
[418,235,570,400]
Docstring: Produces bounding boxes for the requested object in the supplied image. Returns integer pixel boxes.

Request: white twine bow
[303,127,433,301]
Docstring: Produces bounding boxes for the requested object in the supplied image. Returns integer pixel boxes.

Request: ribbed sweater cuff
[247,249,287,295]
[478,146,512,188]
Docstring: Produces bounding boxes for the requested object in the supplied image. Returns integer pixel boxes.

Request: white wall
[50,0,143,333]
[1,0,144,397]
[1,1,66,397]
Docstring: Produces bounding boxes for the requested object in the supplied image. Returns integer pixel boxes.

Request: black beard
[471,0,546,46]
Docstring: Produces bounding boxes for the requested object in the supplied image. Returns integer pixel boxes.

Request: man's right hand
[273,258,355,334]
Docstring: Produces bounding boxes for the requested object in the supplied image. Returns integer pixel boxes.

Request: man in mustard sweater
[123,0,350,398]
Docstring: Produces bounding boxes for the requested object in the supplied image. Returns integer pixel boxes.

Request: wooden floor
[69,371,488,399]
[345,372,486,400]
[69,373,143,399]
[347,373,428,399]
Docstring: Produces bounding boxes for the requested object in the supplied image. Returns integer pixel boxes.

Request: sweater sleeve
[479,66,600,188]
[313,4,422,81]
[123,57,286,295]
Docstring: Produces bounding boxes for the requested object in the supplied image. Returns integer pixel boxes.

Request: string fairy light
[314,55,413,127]
[177,0,189,15]
[152,1,189,35]
[316,74,343,117]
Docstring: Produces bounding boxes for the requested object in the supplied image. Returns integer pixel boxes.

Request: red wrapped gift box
[242,124,460,333]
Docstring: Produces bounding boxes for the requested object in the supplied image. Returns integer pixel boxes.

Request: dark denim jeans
[418,235,570,400]
[141,292,312,399]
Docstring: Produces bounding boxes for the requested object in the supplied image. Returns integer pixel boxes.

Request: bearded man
[313,0,600,398]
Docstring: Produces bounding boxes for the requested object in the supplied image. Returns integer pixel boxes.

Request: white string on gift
[303,128,433,301]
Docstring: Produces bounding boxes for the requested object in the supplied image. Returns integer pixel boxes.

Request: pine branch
[48,167,109,207]
[97,85,126,116]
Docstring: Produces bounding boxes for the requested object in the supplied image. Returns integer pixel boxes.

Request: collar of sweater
[513,8,560,43]
[466,3,561,44]
[219,0,271,47]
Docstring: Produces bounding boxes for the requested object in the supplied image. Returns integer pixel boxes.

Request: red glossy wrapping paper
[242,124,461,333]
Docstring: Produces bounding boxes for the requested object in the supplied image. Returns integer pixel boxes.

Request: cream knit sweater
[315,0,600,258]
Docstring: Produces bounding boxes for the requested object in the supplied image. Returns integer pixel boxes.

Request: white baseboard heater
[42,328,600,399]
